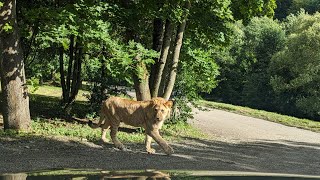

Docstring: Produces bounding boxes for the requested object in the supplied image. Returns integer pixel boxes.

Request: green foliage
[231,0,277,24]
[212,17,285,111]
[85,40,158,114]
[168,97,193,124]
[290,0,320,14]
[240,17,285,109]
[2,23,13,32]
[177,44,220,99]
[275,0,320,20]
[31,3,112,50]
[270,12,320,119]
[275,0,293,20]
[187,0,233,46]
[26,77,40,93]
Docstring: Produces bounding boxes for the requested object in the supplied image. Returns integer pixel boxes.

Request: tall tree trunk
[65,35,75,103]
[151,20,173,98]
[65,39,82,115]
[149,18,164,90]
[59,47,67,102]
[59,36,82,116]
[163,20,188,100]
[69,41,82,103]
[133,55,151,101]
[0,0,31,131]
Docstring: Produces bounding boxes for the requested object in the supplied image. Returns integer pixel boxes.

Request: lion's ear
[165,100,173,108]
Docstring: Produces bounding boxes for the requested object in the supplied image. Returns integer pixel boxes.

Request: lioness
[89,97,174,155]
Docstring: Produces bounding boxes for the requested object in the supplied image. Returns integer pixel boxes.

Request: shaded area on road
[0,135,319,175]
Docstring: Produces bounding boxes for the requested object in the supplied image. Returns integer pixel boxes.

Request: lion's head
[151,98,173,121]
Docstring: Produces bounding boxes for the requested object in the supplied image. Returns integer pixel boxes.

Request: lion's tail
[88,117,104,129]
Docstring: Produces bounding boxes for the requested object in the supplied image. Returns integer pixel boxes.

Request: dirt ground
[1,109,320,176]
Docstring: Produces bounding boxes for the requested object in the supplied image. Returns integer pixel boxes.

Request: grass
[0,85,206,143]
[30,85,89,102]
[198,100,320,133]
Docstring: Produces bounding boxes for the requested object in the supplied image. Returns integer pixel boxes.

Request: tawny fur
[90,97,174,155]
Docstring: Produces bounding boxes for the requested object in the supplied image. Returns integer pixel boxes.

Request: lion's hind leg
[110,123,125,150]
[99,112,111,143]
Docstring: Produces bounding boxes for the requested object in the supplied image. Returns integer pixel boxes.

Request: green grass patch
[29,85,89,102]
[1,85,206,143]
[198,100,320,133]
[0,118,205,143]
[29,118,205,143]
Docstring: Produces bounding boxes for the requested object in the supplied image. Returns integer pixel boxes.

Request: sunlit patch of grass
[29,85,89,102]
[198,100,320,133]
[0,118,205,144]
[31,118,101,141]
[1,85,207,143]
[28,118,204,143]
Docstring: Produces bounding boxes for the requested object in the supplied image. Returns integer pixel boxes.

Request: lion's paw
[146,148,156,154]
[164,146,174,155]
[115,143,125,150]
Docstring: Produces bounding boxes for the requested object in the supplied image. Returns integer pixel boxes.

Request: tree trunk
[0,0,31,131]
[64,39,82,115]
[59,47,67,102]
[133,55,151,101]
[59,36,82,116]
[149,18,164,90]
[69,41,82,103]
[151,20,173,98]
[133,73,151,101]
[163,20,188,100]
[65,35,75,103]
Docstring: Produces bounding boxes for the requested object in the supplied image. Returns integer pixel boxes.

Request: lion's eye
[161,109,165,113]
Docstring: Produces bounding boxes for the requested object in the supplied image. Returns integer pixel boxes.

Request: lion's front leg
[145,134,156,154]
[147,130,174,155]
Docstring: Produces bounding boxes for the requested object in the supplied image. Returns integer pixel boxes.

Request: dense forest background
[211,0,320,120]
[1,0,320,130]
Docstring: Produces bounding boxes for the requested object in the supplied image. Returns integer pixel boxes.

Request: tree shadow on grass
[0,134,320,176]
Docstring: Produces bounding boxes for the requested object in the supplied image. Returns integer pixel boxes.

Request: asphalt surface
[0,108,320,176]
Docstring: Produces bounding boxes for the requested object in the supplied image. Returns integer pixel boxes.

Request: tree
[20,0,117,115]
[275,0,320,21]
[111,0,233,101]
[275,0,293,20]
[241,17,285,110]
[269,11,320,119]
[289,0,320,14]
[210,16,286,112]
[231,0,277,24]
[0,0,31,131]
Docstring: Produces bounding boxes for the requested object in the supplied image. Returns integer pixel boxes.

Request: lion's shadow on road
[0,135,319,175]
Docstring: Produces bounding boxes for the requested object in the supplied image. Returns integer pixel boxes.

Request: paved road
[192,108,320,144]
[1,108,320,176]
